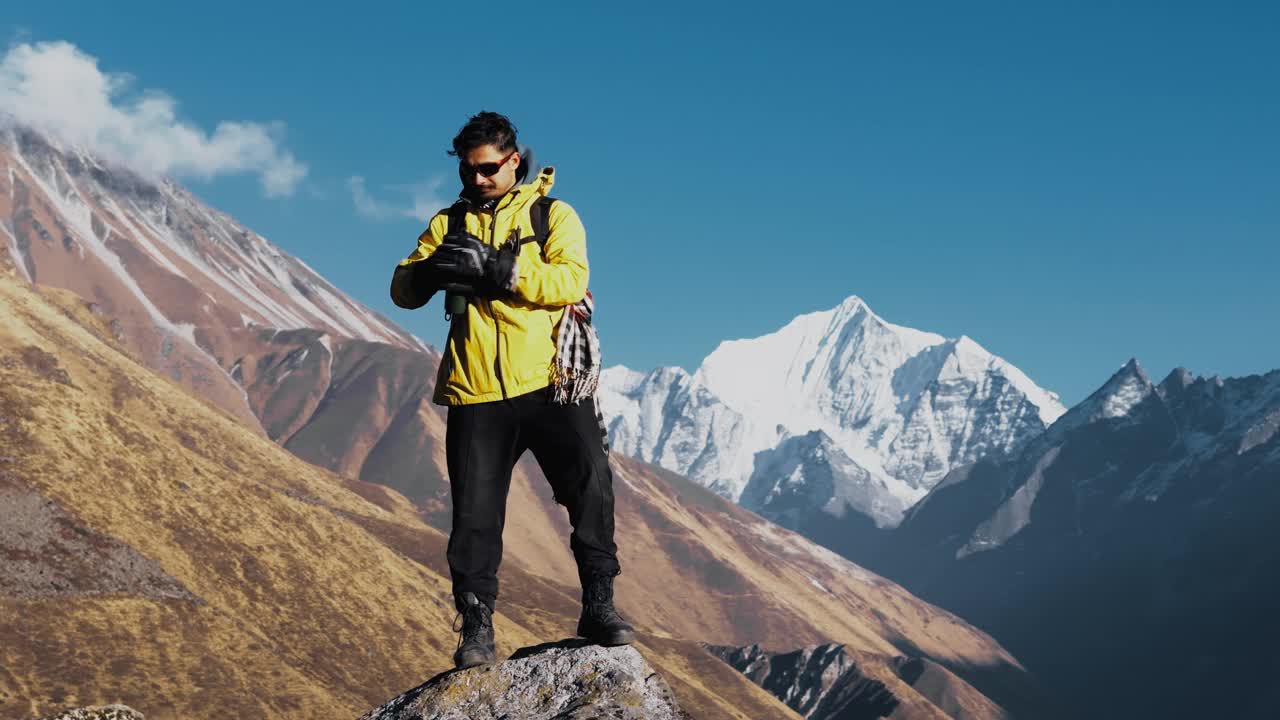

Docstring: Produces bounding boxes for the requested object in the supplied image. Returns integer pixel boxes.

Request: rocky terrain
[707,643,1012,720]
[32,706,145,720]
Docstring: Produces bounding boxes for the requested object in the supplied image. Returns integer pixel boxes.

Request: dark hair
[448,111,518,158]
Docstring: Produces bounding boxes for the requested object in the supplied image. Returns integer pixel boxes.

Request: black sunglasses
[459,149,517,178]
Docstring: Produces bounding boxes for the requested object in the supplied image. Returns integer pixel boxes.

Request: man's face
[459,144,520,201]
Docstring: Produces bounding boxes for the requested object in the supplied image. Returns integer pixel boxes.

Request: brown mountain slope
[0,272,798,719]
[0,123,426,439]
[1,122,461,524]
[0,268,1039,719]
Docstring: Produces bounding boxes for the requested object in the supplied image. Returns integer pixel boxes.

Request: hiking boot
[452,592,496,668]
[576,571,635,646]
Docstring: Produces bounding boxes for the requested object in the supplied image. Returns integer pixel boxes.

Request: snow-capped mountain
[1,121,419,350]
[599,365,775,499]
[599,295,1066,528]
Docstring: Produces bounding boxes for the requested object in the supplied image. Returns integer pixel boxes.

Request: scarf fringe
[551,365,601,405]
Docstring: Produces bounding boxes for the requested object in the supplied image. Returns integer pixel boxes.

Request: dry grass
[0,271,798,719]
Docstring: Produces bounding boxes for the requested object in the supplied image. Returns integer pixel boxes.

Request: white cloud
[348,174,448,222]
[0,40,307,196]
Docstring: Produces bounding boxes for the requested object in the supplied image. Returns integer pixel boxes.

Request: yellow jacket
[391,166,589,405]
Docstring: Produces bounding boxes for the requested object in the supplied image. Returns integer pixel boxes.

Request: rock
[359,639,690,720]
[34,705,144,720]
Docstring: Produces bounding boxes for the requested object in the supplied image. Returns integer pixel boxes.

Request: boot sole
[577,626,636,646]
[454,649,497,669]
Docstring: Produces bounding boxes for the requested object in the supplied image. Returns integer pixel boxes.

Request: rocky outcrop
[360,640,689,720]
[706,643,1011,720]
[0,465,197,602]
[34,705,144,720]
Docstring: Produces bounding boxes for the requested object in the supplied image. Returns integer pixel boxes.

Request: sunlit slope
[0,272,797,720]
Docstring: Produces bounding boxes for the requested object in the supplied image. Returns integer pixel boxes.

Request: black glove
[427,231,518,297]
[388,252,480,312]
[427,231,491,280]
[408,259,476,298]
[484,244,519,296]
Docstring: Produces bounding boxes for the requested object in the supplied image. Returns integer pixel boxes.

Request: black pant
[446,385,620,610]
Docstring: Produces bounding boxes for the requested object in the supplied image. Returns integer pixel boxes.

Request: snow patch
[1101,371,1149,419]
[108,197,189,279]
[11,144,184,340]
[805,574,831,594]
[0,219,30,281]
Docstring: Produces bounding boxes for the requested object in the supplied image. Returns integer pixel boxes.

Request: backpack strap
[446,201,469,236]
[440,202,473,323]
[529,196,557,254]
[446,196,557,257]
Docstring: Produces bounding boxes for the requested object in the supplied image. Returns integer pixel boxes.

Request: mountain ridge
[874,357,1280,719]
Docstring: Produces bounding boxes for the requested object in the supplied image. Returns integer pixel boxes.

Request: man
[389,111,633,669]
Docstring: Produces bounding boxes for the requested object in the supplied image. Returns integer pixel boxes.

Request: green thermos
[446,291,468,319]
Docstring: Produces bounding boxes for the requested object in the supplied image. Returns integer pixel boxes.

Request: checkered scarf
[550,290,611,454]
[551,290,601,404]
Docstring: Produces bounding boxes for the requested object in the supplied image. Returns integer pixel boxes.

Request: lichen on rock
[34,704,145,720]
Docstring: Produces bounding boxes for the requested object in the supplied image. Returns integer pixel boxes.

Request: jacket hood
[522,165,556,198]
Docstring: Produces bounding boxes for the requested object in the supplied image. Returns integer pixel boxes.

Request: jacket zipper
[486,194,516,401]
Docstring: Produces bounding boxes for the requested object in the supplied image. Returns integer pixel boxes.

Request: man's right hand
[391,232,488,310]
[411,259,477,296]
[425,231,520,299]
[427,231,492,281]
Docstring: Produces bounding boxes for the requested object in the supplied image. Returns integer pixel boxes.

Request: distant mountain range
[597,199,1280,718]
[873,358,1280,719]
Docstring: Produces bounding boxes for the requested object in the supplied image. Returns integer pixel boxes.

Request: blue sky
[4,1,1277,406]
